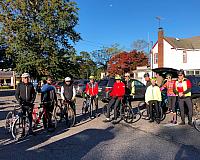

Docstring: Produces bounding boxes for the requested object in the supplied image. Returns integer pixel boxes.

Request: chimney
[158,27,164,67]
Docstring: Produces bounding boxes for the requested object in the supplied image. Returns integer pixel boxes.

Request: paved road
[0,95,200,160]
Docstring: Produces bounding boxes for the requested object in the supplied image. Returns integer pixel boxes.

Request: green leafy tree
[91,43,122,71]
[78,51,97,79]
[0,0,81,79]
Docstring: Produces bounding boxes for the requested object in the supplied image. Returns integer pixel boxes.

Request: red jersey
[110,81,125,97]
[85,82,98,96]
[174,79,191,93]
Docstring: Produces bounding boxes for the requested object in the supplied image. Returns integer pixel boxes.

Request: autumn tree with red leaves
[107,50,148,76]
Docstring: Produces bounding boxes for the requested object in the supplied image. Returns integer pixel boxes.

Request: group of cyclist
[144,69,193,126]
[14,68,194,136]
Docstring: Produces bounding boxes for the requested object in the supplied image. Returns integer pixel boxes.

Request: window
[195,70,200,75]
[154,53,158,64]
[183,50,187,63]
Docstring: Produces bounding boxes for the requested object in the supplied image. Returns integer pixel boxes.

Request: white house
[151,28,200,76]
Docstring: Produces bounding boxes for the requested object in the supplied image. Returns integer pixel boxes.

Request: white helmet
[125,73,130,77]
[65,77,71,81]
[21,73,30,78]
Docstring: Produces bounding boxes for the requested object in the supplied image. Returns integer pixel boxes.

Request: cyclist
[41,77,58,129]
[123,73,134,107]
[60,77,76,123]
[173,69,193,126]
[103,75,125,124]
[145,77,162,122]
[15,73,36,135]
[85,75,99,118]
[160,73,177,124]
[144,73,151,120]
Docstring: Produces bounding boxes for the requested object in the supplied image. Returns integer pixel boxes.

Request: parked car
[52,81,64,93]
[185,75,200,99]
[73,79,89,97]
[98,77,146,102]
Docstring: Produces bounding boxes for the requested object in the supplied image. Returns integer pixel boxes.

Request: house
[151,28,200,76]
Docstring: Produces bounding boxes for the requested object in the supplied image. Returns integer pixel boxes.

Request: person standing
[144,73,151,120]
[60,77,76,123]
[160,74,177,124]
[123,73,134,106]
[41,77,58,129]
[85,75,99,117]
[145,77,162,122]
[15,73,36,135]
[173,69,193,126]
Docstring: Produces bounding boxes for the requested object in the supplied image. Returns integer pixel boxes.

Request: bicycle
[82,94,95,119]
[5,100,21,133]
[193,99,200,132]
[54,99,75,127]
[141,101,165,124]
[11,101,31,140]
[32,101,57,131]
[103,96,141,123]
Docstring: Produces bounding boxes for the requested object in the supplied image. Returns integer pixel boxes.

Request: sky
[73,0,200,54]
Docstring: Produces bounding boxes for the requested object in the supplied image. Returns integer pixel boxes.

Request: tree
[0,0,81,79]
[91,44,122,71]
[107,50,148,76]
[78,51,97,79]
[132,40,148,51]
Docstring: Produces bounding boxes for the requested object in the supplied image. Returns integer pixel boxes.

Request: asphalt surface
[0,94,200,160]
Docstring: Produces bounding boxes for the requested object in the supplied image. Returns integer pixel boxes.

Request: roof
[165,36,200,49]
[0,70,13,78]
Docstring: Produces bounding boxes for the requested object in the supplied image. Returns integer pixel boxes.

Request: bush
[0,86,14,89]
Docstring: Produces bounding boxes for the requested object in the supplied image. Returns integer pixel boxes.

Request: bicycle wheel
[160,107,166,121]
[124,105,134,123]
[12,116,30,140]
[88,101,94,119]
[193,119,200,132]
[5,111,13,132]
[82,101,87,115]
[102,104,108,116]
[50,112,57,130]
[66,107,75,127]
[131,107,142,123]
[54,105,62,122]
[141,109,148,119]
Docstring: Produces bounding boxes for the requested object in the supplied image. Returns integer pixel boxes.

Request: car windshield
[98,79,108,86]
[107,78,115,87]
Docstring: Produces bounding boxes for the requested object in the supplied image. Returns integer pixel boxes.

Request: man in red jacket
[103,75,125,123]
[85,75,99,117]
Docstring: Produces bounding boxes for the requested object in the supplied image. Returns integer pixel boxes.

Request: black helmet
[177,69,185,76]
[144,73,150,78]
[166,73,172,78]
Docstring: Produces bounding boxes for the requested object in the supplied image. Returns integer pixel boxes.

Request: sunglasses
[23,77,28,79]
[178,74,183,76]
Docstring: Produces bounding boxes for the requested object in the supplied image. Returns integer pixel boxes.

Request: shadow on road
[0,126,115,160]
[175,144,200,160]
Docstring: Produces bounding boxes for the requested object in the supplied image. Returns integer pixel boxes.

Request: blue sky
[73,0,200,53]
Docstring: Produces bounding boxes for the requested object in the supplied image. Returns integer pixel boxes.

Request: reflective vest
[175,78,191,97]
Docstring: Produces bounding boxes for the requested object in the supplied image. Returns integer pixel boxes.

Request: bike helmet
[115,75,121,80]
[21,73,30,78]
[89,75,95,80]
[166,73,172,78]
[144,72,150,78]
[177,69,185,76]
[65,77,71,81]
[124,73,130,77]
